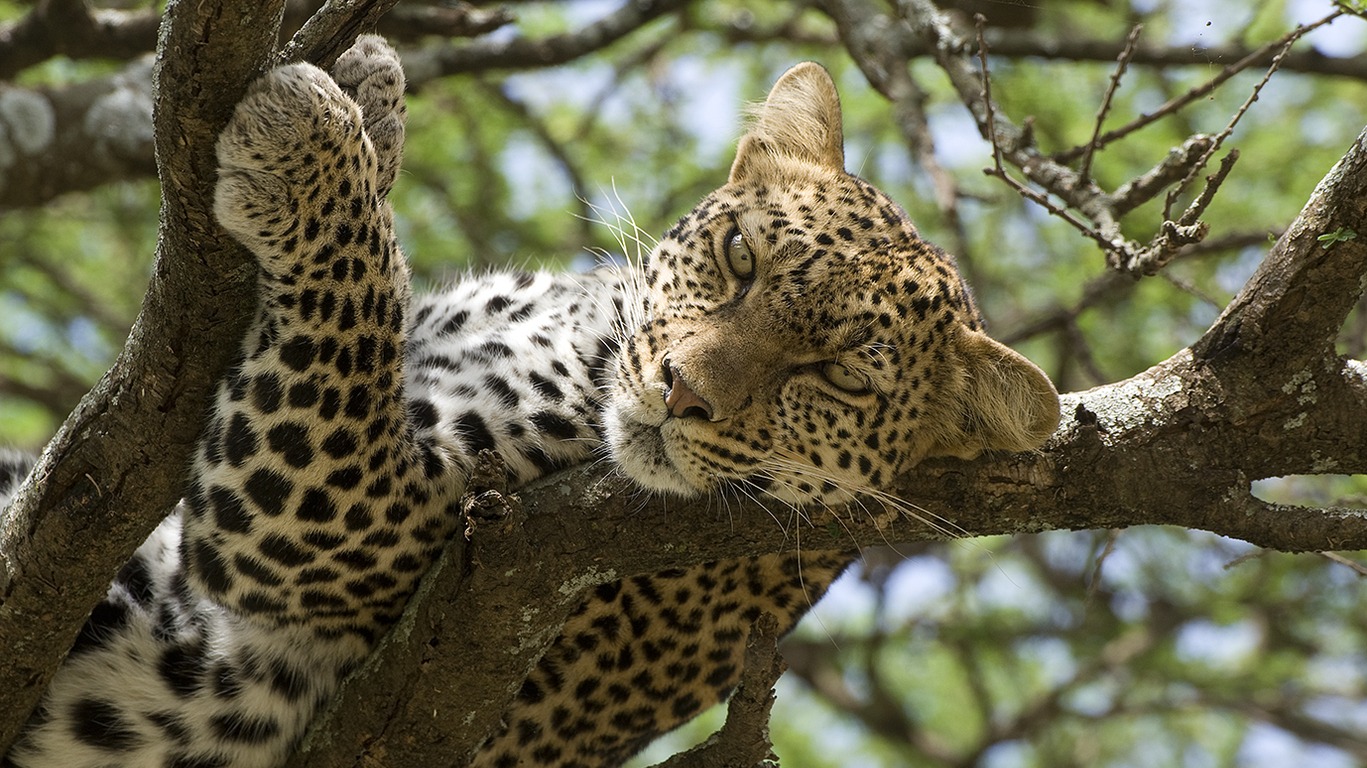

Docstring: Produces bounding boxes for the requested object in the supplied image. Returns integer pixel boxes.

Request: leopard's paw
[214,62,376,266]
[332,34,406,197]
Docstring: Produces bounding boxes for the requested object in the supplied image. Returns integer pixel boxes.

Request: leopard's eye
[822,361,869,393]
[725,229,754,279]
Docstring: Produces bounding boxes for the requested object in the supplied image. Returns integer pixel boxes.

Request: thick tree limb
[1193,130,1367,373]
[0,0,285,752]
[293,357,1367,764]
[652,613,786,768]
[4,1,1367,764]
[279,0,407,68]
[0,0,424,750]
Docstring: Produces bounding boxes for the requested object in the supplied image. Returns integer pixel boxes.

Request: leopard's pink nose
[663,362,713,420]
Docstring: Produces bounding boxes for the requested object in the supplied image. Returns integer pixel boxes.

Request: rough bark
[0,0,280,750]
[0,0,407,753]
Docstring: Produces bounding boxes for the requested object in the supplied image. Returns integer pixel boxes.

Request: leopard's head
[603,63,1059,505]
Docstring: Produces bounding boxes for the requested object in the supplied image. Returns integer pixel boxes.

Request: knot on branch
[462,450,523,540]
[1110,218,1212,275]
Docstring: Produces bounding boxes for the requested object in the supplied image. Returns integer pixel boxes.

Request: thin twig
[974,17,1125,255]
[1111,134,1215,216]
[1053,9,1344,163]
[1321,551,1367,577]
[1160,270,1222,309]
[1124,28,1297,277]
[1162,34,1295,222]
[1078,24,1143,183]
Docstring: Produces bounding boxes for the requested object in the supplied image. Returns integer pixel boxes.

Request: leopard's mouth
[601,398,708,497]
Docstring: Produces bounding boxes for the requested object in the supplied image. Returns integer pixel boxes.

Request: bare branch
[0,57,155,209]
[1162,37,1296,222]
[0,1,510,80]
[405,0,690,79]
[969,17,1129,258]
[0,0,160,81]
[1053,10,1345,163]
[1078,23,1143,184]
[1321,551,1367,577]
[823,0,1349,278]
[1111,134,1214,216]
[333,1,512,42]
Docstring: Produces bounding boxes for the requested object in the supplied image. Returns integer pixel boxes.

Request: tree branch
[0,0,510,80]
[290,355,1367,763]
[5,2,1367,763]
[652,613,785,768]
[0,0,285,751]
[0,1,692,208]
[0,57,156,209]
[1194,129,1367,374]
[278,0,405,67]
[381,0,691,78]
[821,0,1348,276]
[977,25,1367,82]
[0,0,160,81]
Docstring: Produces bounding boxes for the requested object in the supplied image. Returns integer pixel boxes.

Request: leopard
[2,35,1059,768]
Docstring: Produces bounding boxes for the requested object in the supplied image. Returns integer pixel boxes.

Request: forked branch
[823,0,1349,276]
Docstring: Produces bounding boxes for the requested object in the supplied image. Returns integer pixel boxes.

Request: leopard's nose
[662,361,713,420]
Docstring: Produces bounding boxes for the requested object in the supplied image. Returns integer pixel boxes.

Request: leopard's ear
[927,330,1061,460]
[729,62,845,183]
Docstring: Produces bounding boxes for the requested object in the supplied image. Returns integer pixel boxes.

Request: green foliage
[1318,226,1358,248]
[0,183,156,447]
[771,530,1367,767]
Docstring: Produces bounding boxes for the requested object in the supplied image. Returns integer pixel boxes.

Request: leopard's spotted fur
[4,37,1058,768]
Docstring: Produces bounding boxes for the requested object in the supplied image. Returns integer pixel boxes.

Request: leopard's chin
[602,402,708,497]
